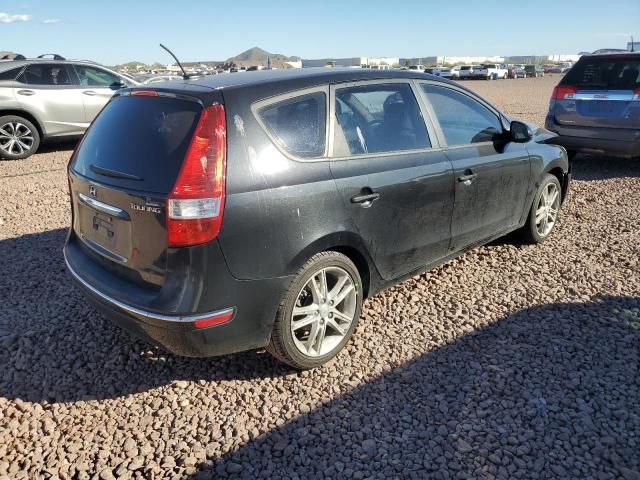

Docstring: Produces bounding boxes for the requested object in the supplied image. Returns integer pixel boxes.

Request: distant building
[400,55,505,66]
[546,54,582,62]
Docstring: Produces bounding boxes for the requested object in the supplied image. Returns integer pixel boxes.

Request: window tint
[563,57,640,90]
[259,92,326,158]
[0,67,22,81]
[74,65,121,87]
[17,64,73,86]
[333,83,430,156]
[423,85,501,145]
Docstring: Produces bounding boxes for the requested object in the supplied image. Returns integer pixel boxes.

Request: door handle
[83,90,97,96]
[351,191,380,207]
[17,89,35,96]
[458,170,478,183]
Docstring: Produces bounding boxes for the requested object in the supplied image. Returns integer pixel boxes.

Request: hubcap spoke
[327,318,347,336]
[292,314,318,331]
[292,304,319,317]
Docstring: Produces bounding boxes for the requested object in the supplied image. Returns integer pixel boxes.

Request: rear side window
[423,85,501,146]
[74,65,121,87]
[0,67,22,81]
[258,92,326,158]
[72,96,201,193]
[17,64,74,86]
[563,57,640,90]
[333,83,430,156]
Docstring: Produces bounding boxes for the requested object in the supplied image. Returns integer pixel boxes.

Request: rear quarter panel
[218,86,357,281]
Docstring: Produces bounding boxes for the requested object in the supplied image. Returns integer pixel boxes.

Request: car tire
[519,174,562,244]
[267,251,363,369]
[0,115,40,160]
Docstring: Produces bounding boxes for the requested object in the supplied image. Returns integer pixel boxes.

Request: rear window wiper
[90,164,143,181]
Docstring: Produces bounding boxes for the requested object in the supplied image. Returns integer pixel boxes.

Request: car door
[14,63,85,136]
[73,64,128,122]
[419,83,531,252]
[329,80,454,281]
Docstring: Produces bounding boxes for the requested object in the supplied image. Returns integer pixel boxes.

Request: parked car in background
[474,64,508,80]
[543,64,556,74]
[524,65,545,78]
[509,65,527,79]
[450,66,461,78]
[550,63,571,74]
[433,67,458,80]
[0,56,138,159]
[458,65,476,79]
[64,68,570,369]
[545,51,640,159]
[408,64,426,72]
[133,74,182,85]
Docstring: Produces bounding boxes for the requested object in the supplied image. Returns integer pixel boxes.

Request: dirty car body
[64,68,570,364]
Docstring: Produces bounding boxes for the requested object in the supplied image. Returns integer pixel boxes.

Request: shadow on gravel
[0,229,292,403]
[37,137,80,154]
[190,295,640,480]
[571,154,640,181]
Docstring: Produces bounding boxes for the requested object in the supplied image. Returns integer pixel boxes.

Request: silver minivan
[0,58,138,159]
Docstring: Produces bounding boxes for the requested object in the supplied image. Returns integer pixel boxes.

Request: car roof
[184,67,451,92]
[0,58,111,73]
[584,51,640,59]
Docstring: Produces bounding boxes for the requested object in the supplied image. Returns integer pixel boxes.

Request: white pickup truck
[473,64,508,80]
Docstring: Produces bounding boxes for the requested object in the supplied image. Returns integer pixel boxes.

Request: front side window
[333,83,430,156]
[17,64,73,86]
[74,65,121,87]
[258,92,326,158]
[422,85,501,146]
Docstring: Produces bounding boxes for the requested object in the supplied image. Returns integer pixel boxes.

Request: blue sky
[1,0,639,64]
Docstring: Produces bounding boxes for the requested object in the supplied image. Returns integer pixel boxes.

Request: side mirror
[111,80,126,90]
[510,120,533,143]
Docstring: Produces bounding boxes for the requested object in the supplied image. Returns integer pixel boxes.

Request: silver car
[0,58,138,159]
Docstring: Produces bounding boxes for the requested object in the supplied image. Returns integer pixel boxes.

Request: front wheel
[519,174,562,244]
[0,115,40,160]
[267,251,363,369]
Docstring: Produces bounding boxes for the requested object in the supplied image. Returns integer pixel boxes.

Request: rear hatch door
[553,55,640,130]
[69,89,214,287]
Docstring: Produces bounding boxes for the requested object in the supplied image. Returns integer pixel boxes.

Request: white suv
[0,57,138,159]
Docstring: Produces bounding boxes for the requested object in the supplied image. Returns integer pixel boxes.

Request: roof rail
[37,53,66,60]
[1,53,26,60]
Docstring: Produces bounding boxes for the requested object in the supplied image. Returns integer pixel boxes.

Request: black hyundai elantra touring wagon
[64,68,570,368]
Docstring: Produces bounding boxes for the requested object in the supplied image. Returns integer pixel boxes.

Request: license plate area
[77,204,132,264]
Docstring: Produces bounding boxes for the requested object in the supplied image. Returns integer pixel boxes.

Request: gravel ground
[1,75,639,479]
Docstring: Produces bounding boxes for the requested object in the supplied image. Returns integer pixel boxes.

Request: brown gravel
[1,75,639,480]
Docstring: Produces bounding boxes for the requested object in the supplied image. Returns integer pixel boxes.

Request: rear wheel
[0,115,40,160]
[519,174,562,244]
[267,251,363,369]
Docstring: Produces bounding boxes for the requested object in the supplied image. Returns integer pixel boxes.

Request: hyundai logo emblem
[89,185,97,197]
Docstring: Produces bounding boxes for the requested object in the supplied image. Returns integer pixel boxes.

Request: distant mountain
[227,47,300,68]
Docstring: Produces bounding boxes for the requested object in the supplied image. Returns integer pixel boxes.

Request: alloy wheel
[535,181,560,237]
[0,122,34,156]
[290,266,357,357]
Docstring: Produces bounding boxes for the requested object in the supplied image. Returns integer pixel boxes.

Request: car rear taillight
[552,85,577,100]
[167,103,226,247]
[633,88,640,101]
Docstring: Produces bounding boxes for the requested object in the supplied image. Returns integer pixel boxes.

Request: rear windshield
[563,56,640,90]
[72,96,201,193]
[460,66,471,70]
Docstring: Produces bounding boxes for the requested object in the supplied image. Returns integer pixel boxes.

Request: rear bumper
[64,233,291,357]
[545,118,640,157]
